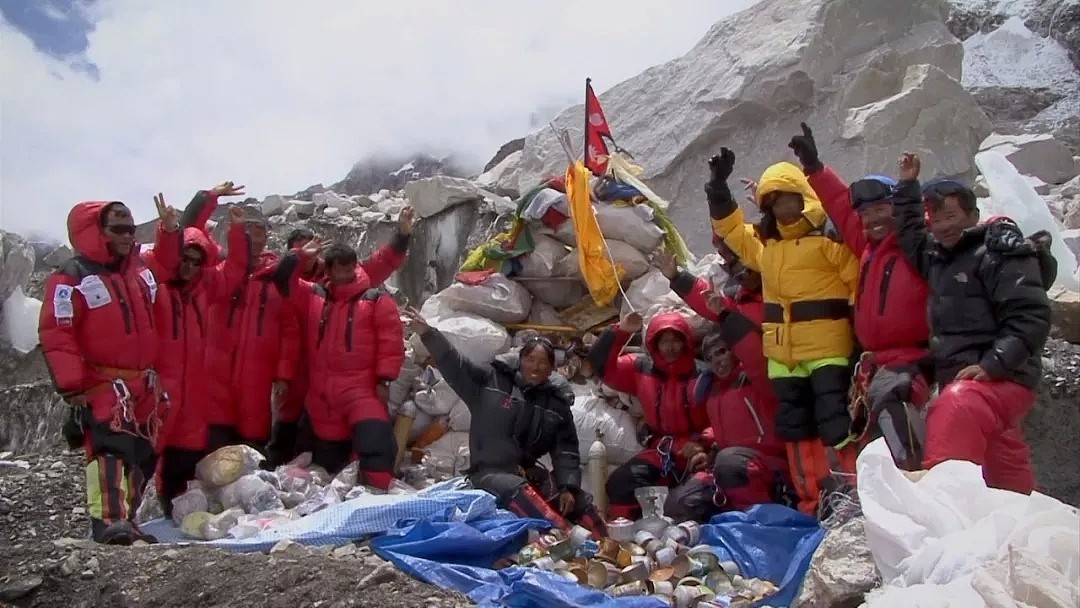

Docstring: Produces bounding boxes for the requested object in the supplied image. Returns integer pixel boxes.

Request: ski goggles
[849,179,898,209]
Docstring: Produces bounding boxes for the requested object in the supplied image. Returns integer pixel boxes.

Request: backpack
[983,218,1058,290]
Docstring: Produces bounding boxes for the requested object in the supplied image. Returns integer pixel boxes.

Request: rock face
[1048,287,1080,343]
[323,154,471,198]
[1,231,35,305]
[0,381,67,453]
[979,133,1080,185]
[795,517,879,608]
[948,0,1080,70]
[510,0,987,250]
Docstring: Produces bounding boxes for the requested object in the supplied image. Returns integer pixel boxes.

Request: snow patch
[962,17,1078,89]
[391,161,415,177]
[950,0,1044,16]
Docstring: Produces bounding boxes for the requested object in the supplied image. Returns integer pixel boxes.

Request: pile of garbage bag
[169,445,420,541]
[389,166,728,484]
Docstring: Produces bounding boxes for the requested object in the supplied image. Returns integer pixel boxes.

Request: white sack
[571,394,643,467]
[859,438,1080,608]
[523,279,585,309]
[620,269,710,342]
[1,287,42,354]
[422,431,471,476]
[446,399,472,432]
[411,293,511,365]
[413,372,463,418]
[439,274,532,324]
[388,344,421,407]
[517,234,568,278]
[557,240,649,282]
[527,300,563,326]
[554,204,666,254]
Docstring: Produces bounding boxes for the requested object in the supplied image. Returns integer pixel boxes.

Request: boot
[91,519,136,546]
[506,485,571,531]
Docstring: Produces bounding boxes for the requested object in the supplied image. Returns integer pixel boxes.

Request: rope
[820,485,862,530]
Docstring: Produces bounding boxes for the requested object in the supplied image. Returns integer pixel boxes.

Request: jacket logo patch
[53,285,75,323]
[502,397,512,409]
[140,268,158,303]
[954,272,968,283]
[75,275,111,309]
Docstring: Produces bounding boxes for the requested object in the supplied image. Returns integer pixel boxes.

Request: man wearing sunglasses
[892,154,1052,495]
[38,197,183,544]
[792,124,932,473]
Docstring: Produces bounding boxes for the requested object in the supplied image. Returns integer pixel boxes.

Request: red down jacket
[693,365,786,470]
[590,312,711,469]
[154,224,250,452]
[39,202,180,425]
[278,235,409,425]
[277,248,406,442]
[809,167,930,367]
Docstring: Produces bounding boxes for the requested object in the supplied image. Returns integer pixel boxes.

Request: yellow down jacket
[711,162,859,368]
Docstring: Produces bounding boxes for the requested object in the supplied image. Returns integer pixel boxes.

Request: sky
[0,0,758,241]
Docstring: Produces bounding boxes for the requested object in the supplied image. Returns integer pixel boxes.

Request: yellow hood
[756,162,828,240]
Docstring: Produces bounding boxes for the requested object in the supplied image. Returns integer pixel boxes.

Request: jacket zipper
[110,278,133,334]
[742,397,765,443]
[227,288,243,328]
[857,257,871,304]
[344,300,357,351]
[256,282,269,336]
[171,293,181,340]
[878,256,899,316]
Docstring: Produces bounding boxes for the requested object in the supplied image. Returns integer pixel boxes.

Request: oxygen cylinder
[588,429,609,514]
[392,400,417,473]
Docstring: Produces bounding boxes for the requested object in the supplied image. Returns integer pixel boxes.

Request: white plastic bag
[517,235,568,278]
[423,431,471,476]
[1,287,42,354]
[446,399,472,432]
[555,204,665,253]
[410,313,511,366]
[389,345,421,406]
[439,274,532,324]
[621,269,710,341]
[202,507,245,541]
[571,394,643,466]
[527,300,563,326]
[297,485,341,516]
[557,240,649,281]
[170,485,211,525]
[859,438,1080,607]
[523,278,585,309]
[219,474,285,514]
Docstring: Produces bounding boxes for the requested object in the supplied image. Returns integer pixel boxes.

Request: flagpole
[584,77,591,167]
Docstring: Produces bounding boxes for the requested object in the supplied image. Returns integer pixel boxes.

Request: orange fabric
[786,439,831,516]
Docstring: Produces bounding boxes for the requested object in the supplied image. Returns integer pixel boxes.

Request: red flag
[584,78,612,176]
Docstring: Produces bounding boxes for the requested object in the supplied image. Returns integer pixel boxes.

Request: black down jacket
[893,185,1052,389]
[419,328,582,490]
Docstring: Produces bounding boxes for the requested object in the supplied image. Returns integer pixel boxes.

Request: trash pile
[507,487,780,606]
[164,445,421,541]
[390,160,729,478]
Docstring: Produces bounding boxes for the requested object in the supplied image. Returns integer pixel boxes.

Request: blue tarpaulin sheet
[145,478,823,607]
[371,503,824,608]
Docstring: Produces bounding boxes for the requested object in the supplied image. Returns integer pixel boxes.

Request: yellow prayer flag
[565,161,624,306]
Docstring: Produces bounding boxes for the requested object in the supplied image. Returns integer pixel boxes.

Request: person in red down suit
[39,197,182,544]
[179,182,301,451]
[152,200,251,516]
[589,311,712,519]
[793,125,933,471]
[264,210,413,467]
[665,329,792,522]
[271,233,409,489]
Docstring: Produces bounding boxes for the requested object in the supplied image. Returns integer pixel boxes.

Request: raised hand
[154,193,179,232]
[402,306,431,335]
[655,250,678,279]
[619,311,644,334]
[740,178,758,205]
[897,152,921,181]
[228,205,245,224]
[708,148,736,184]
[398,206,415,236]
[300,238,331,258]
[210,181,246,198]
[788,122,821,172]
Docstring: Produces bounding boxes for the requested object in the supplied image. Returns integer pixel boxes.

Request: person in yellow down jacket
[705,147,861,514]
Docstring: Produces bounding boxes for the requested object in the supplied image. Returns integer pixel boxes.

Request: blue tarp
[371,503,824,608]
[145,478,823,607]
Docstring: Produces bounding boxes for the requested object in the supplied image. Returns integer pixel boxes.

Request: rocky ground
[0,452,472,608]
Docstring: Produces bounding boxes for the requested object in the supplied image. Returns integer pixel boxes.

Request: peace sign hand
[402,306,431,335]
[210,181,246,198]
[154,193,180,232]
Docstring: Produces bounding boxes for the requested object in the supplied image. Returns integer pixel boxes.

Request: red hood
[645,312,696,376]
[182,227,219,266]
[68,201,126,264]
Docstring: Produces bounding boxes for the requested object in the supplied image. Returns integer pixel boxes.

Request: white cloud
[0,0,758,240]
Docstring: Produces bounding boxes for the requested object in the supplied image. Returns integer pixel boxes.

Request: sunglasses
[849,179,897,207]
[523,335,555,351]
[181,255,205,268]
[105,224,136,236]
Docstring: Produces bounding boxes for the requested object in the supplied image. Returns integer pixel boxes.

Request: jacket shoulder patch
[139,268,158,303]
[75,275,112,309]
[53,284,75,322]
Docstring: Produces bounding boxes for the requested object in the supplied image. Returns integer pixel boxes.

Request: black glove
[788,122,822,174]
[704,148,736,219]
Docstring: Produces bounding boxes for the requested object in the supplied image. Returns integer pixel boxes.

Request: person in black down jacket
[403,307,606,536]
[892,153,1052,495]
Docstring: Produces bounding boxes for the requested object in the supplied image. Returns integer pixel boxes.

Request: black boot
[90,519,136,545]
